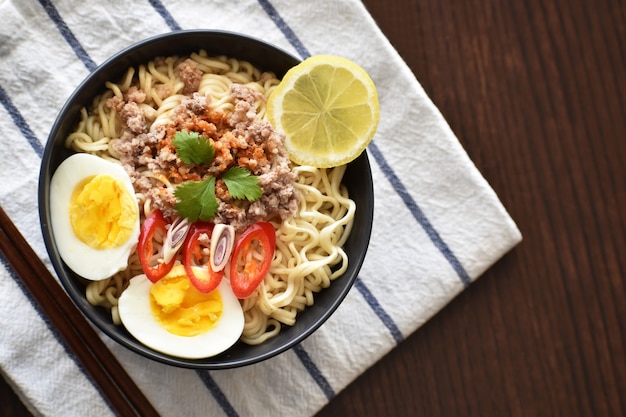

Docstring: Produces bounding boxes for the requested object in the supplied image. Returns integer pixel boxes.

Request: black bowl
[38,30,374,369]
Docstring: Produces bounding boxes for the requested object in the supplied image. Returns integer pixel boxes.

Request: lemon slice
[267,55,380,168]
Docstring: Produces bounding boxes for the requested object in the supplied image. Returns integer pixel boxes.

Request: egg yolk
[149,272,223,337]
[70,174,138,249]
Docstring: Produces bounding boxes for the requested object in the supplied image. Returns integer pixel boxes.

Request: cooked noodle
[65,50,355,345]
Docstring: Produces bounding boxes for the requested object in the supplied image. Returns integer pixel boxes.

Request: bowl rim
[38,29,374,369]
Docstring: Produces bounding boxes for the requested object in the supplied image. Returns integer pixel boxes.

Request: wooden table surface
[2,0,624,416]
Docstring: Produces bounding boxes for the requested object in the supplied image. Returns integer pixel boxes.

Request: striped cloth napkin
[0,0,522,416]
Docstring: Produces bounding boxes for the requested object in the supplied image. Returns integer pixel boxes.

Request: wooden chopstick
[0,206,161,417]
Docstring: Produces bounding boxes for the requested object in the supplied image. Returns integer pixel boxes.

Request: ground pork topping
[105,86,150,134]
[111,84,298,232]
[178,58,203,95]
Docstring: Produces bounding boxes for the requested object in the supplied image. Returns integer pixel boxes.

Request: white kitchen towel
[0,0,522,416]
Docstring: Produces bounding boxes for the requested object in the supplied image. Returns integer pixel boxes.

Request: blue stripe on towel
[148,0,182,31]
[257,0,311,58]
[0,85,44,157]
[196,371,240,417]
[36,0,97,72]
[367,143,472,287]
[355,278,404,343]
[293,344,336,400]
[0,255,117,417]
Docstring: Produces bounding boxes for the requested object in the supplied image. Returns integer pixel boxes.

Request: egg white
[49,153,140,281]
[118,266,245,359]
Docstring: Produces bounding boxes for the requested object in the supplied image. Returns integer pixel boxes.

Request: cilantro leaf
[223,167,263,201]
[172,130,215,165]
[173,177,218,222]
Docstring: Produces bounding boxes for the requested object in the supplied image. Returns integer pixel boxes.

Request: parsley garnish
[174,177,219,222]
[172,130,215,165]
[223,166,263,201]
[171,130,264,222]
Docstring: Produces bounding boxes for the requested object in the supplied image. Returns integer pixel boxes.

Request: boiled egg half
[49,153,140,280]
[118,264,244,359]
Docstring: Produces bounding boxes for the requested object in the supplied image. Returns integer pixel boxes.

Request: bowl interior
[38,30,374,369]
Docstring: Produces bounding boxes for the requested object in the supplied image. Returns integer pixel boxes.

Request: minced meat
[111,82,298,232]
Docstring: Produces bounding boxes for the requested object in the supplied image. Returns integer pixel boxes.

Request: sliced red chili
[138,209,176,283]
[182,221,224,293]
[229,221,276,299]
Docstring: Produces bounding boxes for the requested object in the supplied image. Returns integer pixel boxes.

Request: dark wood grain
[2,0,624,415]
